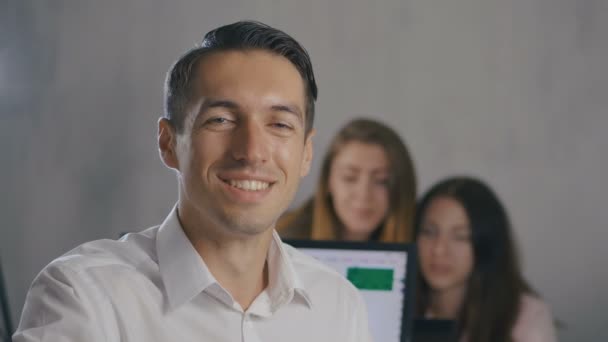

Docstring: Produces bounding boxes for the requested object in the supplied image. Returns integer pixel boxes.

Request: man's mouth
[225,179,272,191]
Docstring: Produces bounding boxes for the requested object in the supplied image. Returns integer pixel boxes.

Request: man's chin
[218,213,276,237]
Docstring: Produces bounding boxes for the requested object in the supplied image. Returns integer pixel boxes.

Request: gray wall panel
[2,0,607,340]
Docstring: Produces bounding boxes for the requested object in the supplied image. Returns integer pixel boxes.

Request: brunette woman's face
[417,196,474,293]
[328,141,390,241]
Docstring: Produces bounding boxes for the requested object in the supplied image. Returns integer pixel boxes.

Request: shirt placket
[241,313,263,342]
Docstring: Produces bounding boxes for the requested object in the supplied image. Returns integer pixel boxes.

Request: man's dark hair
[164,20,317,134]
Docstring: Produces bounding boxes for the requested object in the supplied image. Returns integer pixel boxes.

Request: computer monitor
[285,240,417,342]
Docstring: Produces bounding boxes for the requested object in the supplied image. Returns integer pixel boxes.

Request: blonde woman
[278,118,417,242]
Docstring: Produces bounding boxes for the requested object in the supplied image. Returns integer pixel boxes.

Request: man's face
[160,50,313,237]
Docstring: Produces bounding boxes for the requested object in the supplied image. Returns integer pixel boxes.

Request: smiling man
[14,21,372,342]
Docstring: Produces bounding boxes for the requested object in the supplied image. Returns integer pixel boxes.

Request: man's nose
[231,120,269,164]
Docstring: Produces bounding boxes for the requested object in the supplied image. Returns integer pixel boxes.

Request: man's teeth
[228,180,270,191]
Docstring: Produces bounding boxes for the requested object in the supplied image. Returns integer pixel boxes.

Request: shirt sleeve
[12,263,110,342]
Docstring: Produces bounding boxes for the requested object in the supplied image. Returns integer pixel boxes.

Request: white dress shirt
[14,207,372,342]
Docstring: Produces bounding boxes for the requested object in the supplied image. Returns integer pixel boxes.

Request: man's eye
[201,116,235,131]
[271,122,292,130]
[208,117,229,124]
[203,116,236,127]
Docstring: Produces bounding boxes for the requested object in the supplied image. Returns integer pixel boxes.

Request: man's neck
[177,206,274,311]
[428,285,467,320]
[195,235,271,310]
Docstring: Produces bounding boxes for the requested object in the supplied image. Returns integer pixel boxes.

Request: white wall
[2,0,607,340]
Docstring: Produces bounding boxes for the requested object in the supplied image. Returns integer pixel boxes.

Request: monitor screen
[285,241,416,342]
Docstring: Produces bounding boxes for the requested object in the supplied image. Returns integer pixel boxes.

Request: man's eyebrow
[271,104,304,123]
[201,99,240,111]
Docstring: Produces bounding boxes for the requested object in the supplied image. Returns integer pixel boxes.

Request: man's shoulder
[280,242,371,342]
[44,225,161,278]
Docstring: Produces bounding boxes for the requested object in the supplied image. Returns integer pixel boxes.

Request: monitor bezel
[283,239,417,342]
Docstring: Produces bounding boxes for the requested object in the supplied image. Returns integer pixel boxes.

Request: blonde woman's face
[417,196,474,293]
[328,141,390,241]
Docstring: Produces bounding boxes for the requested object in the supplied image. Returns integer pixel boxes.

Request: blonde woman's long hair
[279,118,417,242]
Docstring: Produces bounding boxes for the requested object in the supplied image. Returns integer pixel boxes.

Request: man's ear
[300,129,315,177]
[158,118,179,170]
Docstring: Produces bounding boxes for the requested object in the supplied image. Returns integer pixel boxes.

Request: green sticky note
[346,267,394,291]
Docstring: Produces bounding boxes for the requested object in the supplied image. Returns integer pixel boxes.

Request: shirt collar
[265,230,313,312]
[156,206,218,311]
[156,206,313,312]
